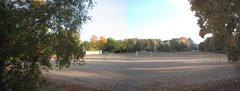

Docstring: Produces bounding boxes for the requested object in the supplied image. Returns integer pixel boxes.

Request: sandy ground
[43,52,240,91]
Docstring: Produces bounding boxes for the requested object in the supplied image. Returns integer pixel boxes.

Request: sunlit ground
[38,52,240,91]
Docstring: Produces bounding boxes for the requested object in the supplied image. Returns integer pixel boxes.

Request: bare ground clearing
[39,52,240,91]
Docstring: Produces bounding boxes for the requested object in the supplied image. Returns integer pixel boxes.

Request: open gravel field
[41,52,240,91]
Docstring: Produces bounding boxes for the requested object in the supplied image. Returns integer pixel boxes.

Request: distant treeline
[199,34,226,53]
[83,35,197,53]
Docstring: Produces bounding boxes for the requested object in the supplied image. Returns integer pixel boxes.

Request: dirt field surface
[42,52,240,91]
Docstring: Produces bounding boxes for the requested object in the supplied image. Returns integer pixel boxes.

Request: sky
[82,0,207,44]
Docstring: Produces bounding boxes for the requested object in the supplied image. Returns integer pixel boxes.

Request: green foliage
[199,38,213,52]
[103,38,120,53]
[116,41,127,53]
[85,37,196,53]
[169,39,188,52]
[125,39,137,52]
[158,44,171,52]
[199,35,226,53]
[0,0,93,91]
[190,0,240,62]
[83,41,91,51]
[170,39,180,51]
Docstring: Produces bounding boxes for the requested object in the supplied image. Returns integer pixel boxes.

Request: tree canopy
[189,0,240,62]
[0,0,93,90]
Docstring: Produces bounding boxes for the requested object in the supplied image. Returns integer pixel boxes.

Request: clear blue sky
[82,0,209,44]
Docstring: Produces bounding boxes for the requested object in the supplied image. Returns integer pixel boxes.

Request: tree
[98,36,107,50]
[90,35,98,51]
[168,38,188,52]
[211,34,226,53]
[103,38,119,53]
[135,39,145,51]
[199,37,214,52]
[199,35,225,53]
[189,0,240,62]
[116,40,127,53]
[159,44,170,52]
[0,0,93,91]
[83,41,91,51]
[151,39,161,52]
[125,39,137,52]
[170,39,179,52]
